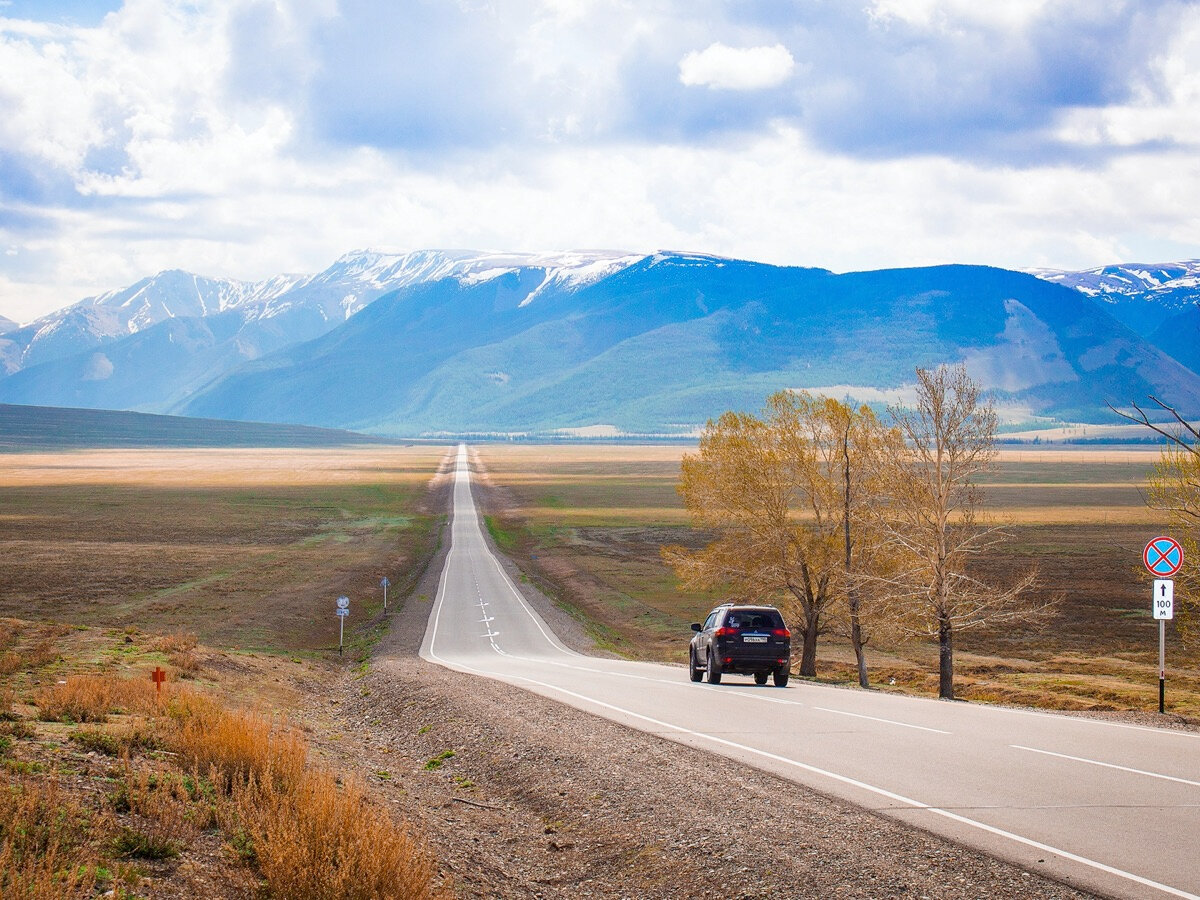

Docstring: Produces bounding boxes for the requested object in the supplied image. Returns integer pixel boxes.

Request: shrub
[232,769,441,900]
[155,632,198,654]
[0,773,103,898]
[71,724,160,757]
[36,675,167,724]
[172,707,306,792]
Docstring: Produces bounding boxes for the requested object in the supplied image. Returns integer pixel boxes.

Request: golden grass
[167,691,443,899]
[173,702,307,791]
[0,447,449,489]
[232,769,440,900]
[0,775,102,899]
[35,674,164,723]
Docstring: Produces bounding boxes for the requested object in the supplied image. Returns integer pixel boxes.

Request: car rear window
[724,609,783,630]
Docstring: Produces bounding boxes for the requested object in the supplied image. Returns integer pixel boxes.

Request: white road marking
[812,705,951,735]
[425,639,1200,900]
[1013,745,1200,789]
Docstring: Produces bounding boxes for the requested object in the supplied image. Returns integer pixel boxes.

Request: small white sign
[336,607,349,617]
[336,595,350,610]
[1153,579,1174,620]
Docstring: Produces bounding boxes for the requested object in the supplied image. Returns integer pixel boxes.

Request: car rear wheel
[773,666,789,687]
[706,652,722,685]
[689,649,703,682]
[754,671,768,686]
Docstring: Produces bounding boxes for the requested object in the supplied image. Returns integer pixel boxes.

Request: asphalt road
[420,445,1200,900]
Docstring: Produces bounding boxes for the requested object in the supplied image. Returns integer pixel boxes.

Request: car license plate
[743,635,767,643]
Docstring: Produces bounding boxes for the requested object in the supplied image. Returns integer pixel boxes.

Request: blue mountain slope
[178,256,1200,435]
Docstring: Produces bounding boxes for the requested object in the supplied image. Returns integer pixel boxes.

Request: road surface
[421,445,1200,900]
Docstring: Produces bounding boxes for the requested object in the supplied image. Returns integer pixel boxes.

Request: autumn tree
[1114,396,1200,640]
[870,363,1041,700]
[786,396,898,687]
[664,391,890,678]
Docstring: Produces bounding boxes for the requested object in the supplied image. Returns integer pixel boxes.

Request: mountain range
[2,250,1199,436]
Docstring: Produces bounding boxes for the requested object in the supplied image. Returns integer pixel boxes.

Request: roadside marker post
[336,595,350,656]
[151,666,166,695]
[1144,538,1183,714]
[381,576,390,611]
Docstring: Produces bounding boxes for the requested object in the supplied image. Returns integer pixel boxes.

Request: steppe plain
[0,439,1193,898]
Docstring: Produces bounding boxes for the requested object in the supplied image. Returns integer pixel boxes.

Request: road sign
[1144,537,1183,578]
[336,607,349,617]
[336,595,350,610]
[1153,579,1175,620]
[380,577,390,588]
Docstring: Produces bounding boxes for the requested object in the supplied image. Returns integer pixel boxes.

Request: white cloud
[0,1,1199,324]
[678,42,794,91]
[867,0,1053,32]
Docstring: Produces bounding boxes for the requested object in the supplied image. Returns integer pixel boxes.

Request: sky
[2,0,1200,322]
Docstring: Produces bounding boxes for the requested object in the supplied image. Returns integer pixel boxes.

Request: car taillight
[773,628,790,638]
[715,627,738,637]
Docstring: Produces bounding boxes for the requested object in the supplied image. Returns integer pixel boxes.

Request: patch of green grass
[423,750,455,770]
[111,826,181,860]
[484,515,521,553]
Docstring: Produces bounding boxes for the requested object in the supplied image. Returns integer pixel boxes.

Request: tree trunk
[843,427,868,688]
[799,610,819,676]
[851,616,869,688]
[938,615,954,700]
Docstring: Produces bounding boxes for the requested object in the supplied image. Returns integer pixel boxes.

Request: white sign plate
[336,595,350,610]
[1153,579,1174,620]
[336,607,349,617]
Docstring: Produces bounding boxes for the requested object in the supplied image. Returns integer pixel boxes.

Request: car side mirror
[690,623,702,632]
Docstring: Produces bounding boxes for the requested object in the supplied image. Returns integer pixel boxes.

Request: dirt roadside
[291,470,1099,900]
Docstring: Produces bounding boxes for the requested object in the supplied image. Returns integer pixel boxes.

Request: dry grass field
[0,447,451,651]
[0,445,455,897]
[474,443,1200,719]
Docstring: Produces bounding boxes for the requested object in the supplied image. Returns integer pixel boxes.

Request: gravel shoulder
[291,469,1102,900]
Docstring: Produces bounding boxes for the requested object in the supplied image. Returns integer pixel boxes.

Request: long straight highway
[420,445,1200,900]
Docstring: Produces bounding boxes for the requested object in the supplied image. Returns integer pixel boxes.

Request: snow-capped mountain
[0,250,645,378]
[1031,260,1200,337]
[7,251,1200,435]
[0,314,16,335]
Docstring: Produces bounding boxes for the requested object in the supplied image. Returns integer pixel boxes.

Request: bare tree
[871,364,1043,700]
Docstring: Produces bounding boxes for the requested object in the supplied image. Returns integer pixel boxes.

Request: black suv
[689,604,791,687]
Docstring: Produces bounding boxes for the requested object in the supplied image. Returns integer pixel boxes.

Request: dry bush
[111,764,195,860]
[170,647,203,675]
[173,705,306,791]
[0,684,15,720]
[35,674,165,723]
[36,676,115,723]
[0,773,103,898]
[155,631,198,654]
[0,650,22,676]
[71,722,160,757]
[232,769,442,900]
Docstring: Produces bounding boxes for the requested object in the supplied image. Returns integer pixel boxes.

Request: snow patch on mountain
[1030,260,1200,298]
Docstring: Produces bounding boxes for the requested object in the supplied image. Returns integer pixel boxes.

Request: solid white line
[812,705,951,735]
[1012,745,1200,788]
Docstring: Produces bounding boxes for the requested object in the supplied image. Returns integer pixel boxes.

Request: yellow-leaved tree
[663,391,894,678]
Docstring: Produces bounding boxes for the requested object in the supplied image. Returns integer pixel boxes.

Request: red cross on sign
[1144,536,1184,578]
[151,666,167,693]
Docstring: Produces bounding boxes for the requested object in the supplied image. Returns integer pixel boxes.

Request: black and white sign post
[336,595,350,656]
[1144,537,1183,714]
[1153,579,1174,714]
[380,576,390,611]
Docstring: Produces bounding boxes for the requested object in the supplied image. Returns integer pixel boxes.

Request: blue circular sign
[1144,537,1183,577]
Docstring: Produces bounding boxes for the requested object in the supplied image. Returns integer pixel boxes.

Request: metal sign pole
[1160,618,1166,715]
[339,614,344,656]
